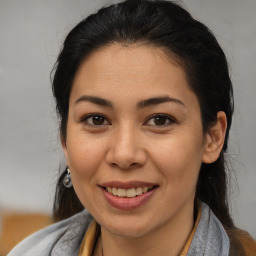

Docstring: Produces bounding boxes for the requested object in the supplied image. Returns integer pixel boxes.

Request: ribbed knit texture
[7,203,229,256]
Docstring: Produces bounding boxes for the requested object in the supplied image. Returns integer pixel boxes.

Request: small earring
[63,168,73,188]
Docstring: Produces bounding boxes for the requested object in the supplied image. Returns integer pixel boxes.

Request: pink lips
[99,181,158,210]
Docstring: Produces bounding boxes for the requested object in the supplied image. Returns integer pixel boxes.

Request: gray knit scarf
[8,203,229,256]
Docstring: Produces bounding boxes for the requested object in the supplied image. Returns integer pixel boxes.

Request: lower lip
[100,187,158,210]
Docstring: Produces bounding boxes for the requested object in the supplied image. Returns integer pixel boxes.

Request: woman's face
[63,44,210,238]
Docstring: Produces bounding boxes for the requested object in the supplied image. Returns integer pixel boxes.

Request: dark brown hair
[52,0,234,229]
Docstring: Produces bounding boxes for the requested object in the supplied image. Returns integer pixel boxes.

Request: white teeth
[106,186,154,198]
[112,187,118,196]
[127,188,136,197]
[136,187,143,196]
[142,187,148,193]
[118,188,127,197]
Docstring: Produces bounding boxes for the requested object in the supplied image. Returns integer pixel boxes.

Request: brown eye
[146,114,175,126]
[82,114,110,126]
[153,116,168,126]
[91,116,105,125]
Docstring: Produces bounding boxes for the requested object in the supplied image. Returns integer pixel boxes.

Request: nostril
[105,147,147,169]
[109,161,140,169]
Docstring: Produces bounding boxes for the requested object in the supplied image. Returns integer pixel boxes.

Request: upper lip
[99,181,158,189]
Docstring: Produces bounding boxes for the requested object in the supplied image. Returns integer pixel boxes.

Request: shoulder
[238,230,256,255]
[7,209,93,256]
[188,203,230,256]
[193,204,256,256]
[227,228,256,256]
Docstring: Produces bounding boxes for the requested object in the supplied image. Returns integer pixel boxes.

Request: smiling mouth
[101,186,158,198]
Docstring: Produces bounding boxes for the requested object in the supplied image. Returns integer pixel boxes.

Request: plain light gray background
[0,0,255,238]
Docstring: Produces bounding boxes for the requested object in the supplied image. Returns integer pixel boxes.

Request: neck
[99,204,194,256]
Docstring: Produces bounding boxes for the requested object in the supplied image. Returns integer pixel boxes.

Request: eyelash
[80,114,110,128]
[80,113,176,128]
[145,114,176,127]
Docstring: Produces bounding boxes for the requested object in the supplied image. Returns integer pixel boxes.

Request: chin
[107,225,152,238]
[100,214,156,238]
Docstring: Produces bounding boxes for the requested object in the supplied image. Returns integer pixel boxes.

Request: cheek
[148,132,203,189]
[65,132,110,209]
[66,131,108,181]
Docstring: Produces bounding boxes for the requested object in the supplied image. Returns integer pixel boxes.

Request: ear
[202,111,227,163]
[61,135,70,166]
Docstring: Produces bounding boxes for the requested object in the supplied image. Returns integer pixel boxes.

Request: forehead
[71,44,197,107]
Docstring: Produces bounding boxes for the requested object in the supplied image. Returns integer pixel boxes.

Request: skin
[62,44,227,256]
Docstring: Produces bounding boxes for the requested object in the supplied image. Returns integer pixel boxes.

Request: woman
[8,0,256,255]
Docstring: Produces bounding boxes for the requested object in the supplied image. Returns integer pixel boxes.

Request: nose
[105,124,147,169]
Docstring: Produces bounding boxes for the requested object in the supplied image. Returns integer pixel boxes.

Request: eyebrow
[137,96,185,109]
[74,95,185,109]
[74,95,114,108]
